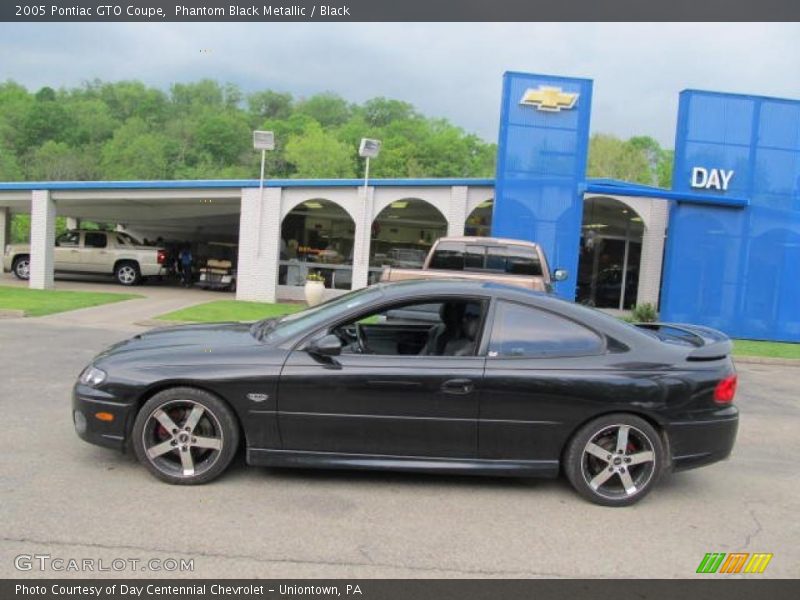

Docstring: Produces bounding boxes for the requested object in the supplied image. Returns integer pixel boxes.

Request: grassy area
[157,300,304,323]
[0,286,141,317]
[733,340,800,360]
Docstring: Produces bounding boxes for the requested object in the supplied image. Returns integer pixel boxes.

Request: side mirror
[307,334,342,357]
[553,269,569,282]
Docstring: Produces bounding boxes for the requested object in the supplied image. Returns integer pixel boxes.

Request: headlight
[79,366,107,387]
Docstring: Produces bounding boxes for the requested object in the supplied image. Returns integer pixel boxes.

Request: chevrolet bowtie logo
[519,86,579,112]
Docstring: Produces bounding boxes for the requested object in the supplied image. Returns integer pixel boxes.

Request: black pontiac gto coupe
[73,279,739,506]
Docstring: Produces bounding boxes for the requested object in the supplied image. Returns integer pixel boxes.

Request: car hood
[96,322,261,361]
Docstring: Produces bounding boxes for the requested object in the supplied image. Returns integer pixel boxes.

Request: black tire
[115,261,141,286]
[12,255,31,280]
[564,413,665,507]
[132,387,240,485]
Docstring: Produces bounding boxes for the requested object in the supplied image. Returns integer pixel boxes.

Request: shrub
[631,303,658,323]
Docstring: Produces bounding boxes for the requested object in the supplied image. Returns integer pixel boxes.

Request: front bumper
[72,383,135,451]
[666,406,739,471]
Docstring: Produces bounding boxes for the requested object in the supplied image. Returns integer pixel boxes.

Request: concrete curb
[0,309,25,319]
[133,319,186,328]
[734,356,800,367]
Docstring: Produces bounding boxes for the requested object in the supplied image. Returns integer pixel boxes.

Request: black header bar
[3,0,800,22]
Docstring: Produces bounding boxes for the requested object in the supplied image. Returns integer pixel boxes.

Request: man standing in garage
[178,245,193,288]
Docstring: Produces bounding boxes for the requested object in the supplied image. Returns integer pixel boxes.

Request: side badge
[246,393,269,403]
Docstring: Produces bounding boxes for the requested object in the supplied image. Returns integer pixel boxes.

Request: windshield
[115,232,143,246]
[252,286,384,343]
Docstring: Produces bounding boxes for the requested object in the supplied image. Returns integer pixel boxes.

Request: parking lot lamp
[358,138,382,196]
[253,131,275,255]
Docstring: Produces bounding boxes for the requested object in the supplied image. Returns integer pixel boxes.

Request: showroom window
[369,199,448,283]
[488,301,603,358]
[279,199,355,290]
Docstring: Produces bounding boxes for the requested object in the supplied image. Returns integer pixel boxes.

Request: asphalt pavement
[0,317,798,578]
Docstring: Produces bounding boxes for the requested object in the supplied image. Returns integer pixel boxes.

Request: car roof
[436,236,541,248]
[374,278,547,301]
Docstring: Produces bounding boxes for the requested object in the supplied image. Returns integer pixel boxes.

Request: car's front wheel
[564,414,665,507]
[132,388,239,485]
[12,255,31,280]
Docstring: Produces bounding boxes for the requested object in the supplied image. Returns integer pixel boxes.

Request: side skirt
[247,448,559,478]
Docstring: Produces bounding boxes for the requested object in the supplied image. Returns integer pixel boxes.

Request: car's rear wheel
[115,261,141,286]
[564,414,664,507]
[132,388,239,485]
[12,255,30,280]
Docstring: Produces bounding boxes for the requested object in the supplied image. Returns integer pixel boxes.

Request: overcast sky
[2,22,799,147]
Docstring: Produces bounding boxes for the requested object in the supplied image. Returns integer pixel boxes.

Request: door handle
[441,378,474,395]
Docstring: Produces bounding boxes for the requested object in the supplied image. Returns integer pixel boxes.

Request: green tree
[0,143,23,180]
[295,93,352,128]
[100,118,174,179]
[588,134,653,184]
[362,97,416,127]
[27,141,97,180]
[248,90,293,121]
[99,81,168,124]
[284,122,356,178]
[194,112,251,166]
[20,88,69,149]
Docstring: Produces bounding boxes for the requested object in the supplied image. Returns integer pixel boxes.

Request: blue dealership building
[492,71,800,343]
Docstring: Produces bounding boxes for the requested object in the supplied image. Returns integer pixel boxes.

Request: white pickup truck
[3,229,167,286]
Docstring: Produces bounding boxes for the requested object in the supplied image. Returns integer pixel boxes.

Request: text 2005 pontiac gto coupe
[73,280,738,506]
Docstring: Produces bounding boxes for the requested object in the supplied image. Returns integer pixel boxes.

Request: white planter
[304,280,325,306]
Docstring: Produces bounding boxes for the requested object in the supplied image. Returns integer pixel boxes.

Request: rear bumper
[140,264,165,277]
[72,383,134,451]
[666,407,739,471]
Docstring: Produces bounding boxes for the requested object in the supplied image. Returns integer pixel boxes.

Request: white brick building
[0,178,671,309]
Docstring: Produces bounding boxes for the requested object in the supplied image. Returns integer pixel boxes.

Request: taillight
[157,249,167,265]
[714,374,738,404]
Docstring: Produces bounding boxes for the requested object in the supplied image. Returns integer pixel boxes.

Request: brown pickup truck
[380,236,567,292]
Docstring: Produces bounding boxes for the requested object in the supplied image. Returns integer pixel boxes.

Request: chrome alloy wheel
[117,265,137,285]
[580,424,656,501]
[141,400,223,478]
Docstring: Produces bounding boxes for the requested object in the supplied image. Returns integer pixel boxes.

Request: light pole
[253,130,275,256]
[357,138,381,285]
[358,138,381,195]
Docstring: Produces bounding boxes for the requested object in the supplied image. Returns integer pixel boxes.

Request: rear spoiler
[634,322,733,361]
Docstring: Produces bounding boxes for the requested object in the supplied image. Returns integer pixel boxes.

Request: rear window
[429,241,542,276]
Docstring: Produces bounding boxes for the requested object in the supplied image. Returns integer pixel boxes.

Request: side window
[332,298,485,357]
[488,301,603,358]
[56,231,80,247]
[428,241,465,270]
[84,232,107,249]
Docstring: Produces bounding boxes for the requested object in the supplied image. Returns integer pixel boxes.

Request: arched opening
[368,199,448,283]
[465,199,493,237]
[577,197,645,310]
[279,199,355,290]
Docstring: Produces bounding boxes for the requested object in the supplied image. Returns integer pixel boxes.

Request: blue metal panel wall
[492,72,593,298]
[661,90,800,342]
